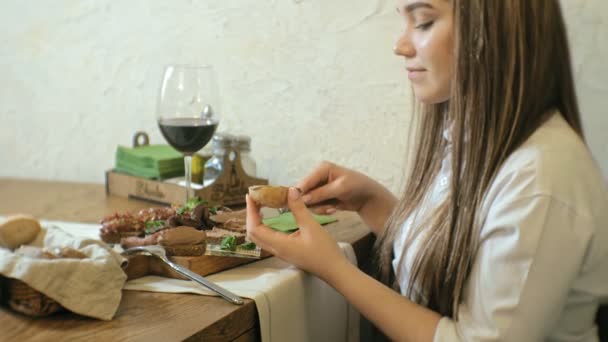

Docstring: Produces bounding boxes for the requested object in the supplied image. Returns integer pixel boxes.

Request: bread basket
[7,279,64,317]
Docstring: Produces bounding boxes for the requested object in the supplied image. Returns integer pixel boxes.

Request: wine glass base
[164,177,205,190]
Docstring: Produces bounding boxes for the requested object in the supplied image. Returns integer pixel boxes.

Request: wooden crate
[106,147,268,206]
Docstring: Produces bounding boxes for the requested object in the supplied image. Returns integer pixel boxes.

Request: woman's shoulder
[485,112,607,219]
[479,113,608,282]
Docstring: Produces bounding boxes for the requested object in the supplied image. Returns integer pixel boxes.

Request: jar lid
[233,135,251,150]
[212,133,235,148]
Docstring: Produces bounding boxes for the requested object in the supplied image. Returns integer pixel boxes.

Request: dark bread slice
[100,230,142,244]
[220,218,246,233]
[164,243,206,257]
[206,228,246,245]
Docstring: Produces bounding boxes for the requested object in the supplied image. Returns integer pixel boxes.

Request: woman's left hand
[246,187,349,281]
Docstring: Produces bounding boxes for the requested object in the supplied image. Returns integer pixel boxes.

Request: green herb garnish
[177,197,220,217]
[177,197,203,215]
[237,241,256,250]
[144,220,166,234]
[220,236,237,251]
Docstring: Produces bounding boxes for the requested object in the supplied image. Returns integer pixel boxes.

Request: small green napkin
[115,145,185,179]
[116,145,183,167]
[263,212,337,232]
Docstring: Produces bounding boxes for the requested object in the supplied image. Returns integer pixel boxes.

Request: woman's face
[395,0,454,104]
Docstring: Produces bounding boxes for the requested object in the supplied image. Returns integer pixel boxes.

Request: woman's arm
[355,184,398,234]
[327,257,441,342]
[246,188,439,342]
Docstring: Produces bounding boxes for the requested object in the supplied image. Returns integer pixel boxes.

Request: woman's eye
[415,21,434,30]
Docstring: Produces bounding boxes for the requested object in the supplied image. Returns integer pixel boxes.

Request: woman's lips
[407,68,426,81]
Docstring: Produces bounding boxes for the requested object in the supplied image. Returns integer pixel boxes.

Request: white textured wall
[0,0,606,192]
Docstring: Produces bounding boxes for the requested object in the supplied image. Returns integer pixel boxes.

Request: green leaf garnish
[220,236,237,251]
[237,242,256,250]
[187,196,202,208]
[144,220,166,234]
[177,197,203,215]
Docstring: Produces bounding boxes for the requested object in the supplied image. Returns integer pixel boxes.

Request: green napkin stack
[263,212,338,232]
[115,145,184,179]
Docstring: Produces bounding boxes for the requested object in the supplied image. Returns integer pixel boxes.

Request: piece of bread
[99,212,146,244]
[209,209,247,224]
[157,226,206,246]
[248,185,288,208]
[164,243,206,257]
[100,230,143,244]
[0,215,41,250]
[206,228,246,245]
[14,246,56,259]
[49,246,87,259]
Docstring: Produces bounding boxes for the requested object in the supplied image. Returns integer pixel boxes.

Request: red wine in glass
[158,118,218,155]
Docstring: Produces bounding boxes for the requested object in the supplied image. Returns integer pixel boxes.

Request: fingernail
[326,208,336,214]
[302,194,311,203]
[288,187,301,200]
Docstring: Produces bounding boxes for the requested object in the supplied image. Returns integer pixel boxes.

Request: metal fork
[121,245,244,305]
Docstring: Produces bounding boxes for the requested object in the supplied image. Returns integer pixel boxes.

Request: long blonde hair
[376,0,583,318]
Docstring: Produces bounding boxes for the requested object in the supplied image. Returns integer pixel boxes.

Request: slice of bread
[206,228,246,245]
[164,243,206,256]
[100,230,142,244]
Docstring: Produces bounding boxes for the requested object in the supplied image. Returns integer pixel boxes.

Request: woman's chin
[413,88,450,105]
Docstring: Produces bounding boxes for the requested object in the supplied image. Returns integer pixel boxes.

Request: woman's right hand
[296,161,397,233]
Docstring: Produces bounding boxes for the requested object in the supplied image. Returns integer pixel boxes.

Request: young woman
[246,0,608,341]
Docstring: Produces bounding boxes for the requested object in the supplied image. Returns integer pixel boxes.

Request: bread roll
[248,185,288,208]
[0,215,41,250]
[51,247,87,259]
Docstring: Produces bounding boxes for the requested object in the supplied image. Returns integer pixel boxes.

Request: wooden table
[0,178,374,342]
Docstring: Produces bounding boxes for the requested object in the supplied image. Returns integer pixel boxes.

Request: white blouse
[392,113,608,341]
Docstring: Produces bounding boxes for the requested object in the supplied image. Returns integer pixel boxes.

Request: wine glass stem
[184,154,192,202]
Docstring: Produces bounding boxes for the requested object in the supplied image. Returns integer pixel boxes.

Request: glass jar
[203,133,235,186]
[234,135,256,177]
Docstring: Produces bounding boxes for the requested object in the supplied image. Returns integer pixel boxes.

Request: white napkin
[37,220,360,342]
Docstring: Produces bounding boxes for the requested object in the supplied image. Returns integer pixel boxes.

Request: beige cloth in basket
[0,224,127,320]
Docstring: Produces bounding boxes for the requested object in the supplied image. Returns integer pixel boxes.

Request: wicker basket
[0,276,5,305]
[7,279,63,317]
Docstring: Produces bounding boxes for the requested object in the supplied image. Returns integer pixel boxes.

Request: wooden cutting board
[123,249,273,280]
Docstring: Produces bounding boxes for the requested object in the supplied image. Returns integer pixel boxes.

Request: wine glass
[156,64,221,203]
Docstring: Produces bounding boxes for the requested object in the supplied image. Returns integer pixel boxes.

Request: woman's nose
[394,32,415,57]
